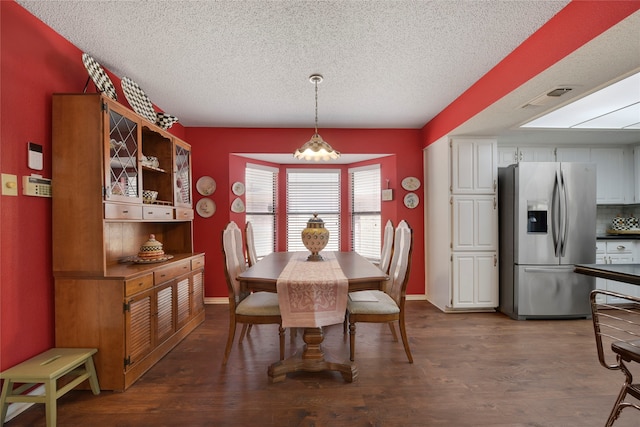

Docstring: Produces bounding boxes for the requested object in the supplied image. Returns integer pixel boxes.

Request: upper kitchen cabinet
[591,147,629,204]
[451,138,497,194]
[555,147,591,162]
[497,146,555,167]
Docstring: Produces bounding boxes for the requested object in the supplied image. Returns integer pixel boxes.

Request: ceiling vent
[520,87,574,108]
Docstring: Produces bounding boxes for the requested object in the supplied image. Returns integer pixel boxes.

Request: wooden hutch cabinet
[52,93,205,391]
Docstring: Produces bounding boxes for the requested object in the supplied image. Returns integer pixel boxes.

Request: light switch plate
[2,173,18,196]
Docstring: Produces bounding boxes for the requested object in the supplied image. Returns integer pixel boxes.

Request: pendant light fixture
[294,74,340,161]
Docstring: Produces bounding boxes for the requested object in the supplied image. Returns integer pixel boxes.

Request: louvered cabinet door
[191,269,204,316]
[176,274,191,329]
[155,281,176,343]
[125,288,155,370]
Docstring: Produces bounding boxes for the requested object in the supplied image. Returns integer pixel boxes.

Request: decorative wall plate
[156,112,179,130]
[403,192,419,209]
[231,197,245,213]
[196,176,216,196]
[121,76,156,123]
[196,198,216,218]
[81,53,117,101]
[232,181,245,196]
[401,176,421,191]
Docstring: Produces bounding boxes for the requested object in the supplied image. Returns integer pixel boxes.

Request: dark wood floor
[5,301,639,426]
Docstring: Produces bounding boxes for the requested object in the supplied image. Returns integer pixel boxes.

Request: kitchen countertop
[597,234,640,240]
[574,264,640,286]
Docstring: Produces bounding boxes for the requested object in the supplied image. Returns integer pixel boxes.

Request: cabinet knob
[617,245,626,250]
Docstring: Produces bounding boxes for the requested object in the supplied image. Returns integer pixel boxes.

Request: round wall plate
[404,192,419,209]
[232,181,245,196]
[231,197,245,213]
[196,176,216,196]
[196,198,216,218]
[401,176,421,191]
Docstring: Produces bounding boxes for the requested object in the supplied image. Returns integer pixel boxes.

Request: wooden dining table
[237,251,388,383]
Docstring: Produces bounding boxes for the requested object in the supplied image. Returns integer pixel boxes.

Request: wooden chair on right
[590,289,640,426]
[222,221,284,365]
[347,220,414,363]
[245,221,259,267]
[379,219,394,275]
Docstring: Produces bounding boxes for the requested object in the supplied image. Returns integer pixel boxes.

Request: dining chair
[245,221,259,267]
[379,219,394,275]
[347,219,414,363]
[222,221,285,365]
[590,289,640,426]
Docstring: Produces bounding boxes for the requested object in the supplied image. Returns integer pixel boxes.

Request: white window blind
[245,164,277,259]
[286,169,340,252]
[350,165,381,261]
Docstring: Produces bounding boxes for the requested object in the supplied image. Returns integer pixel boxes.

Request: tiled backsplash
[597,205,640,234]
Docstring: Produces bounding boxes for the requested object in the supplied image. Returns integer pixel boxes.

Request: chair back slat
[591,290,640,370]
[386,220,413,305]
[379,220,394,274]
[245,221,258,267]
[222,221,248,304]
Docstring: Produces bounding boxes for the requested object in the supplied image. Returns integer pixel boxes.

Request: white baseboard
[3,384,45,422]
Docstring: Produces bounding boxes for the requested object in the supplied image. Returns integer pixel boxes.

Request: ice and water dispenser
[527,201,548,233]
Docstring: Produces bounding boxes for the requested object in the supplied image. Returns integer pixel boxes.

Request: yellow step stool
[0,348,100,427]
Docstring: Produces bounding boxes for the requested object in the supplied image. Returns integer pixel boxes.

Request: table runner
[276,251,348,328]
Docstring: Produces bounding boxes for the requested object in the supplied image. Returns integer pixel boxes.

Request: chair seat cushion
[347,290,399,315]
[612,339,640,363]
[236,292,281,316]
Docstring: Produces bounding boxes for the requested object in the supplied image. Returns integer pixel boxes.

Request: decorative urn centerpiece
[301,213,329,261]
[137,234,165,260]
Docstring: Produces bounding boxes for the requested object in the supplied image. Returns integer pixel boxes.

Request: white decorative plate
[232,181,245,196]
[121,76,156,123]
[81,53,118,101]
[196,198,216,218]
[231,197,245,213]
[196,176,216,196]
[401,176,421,191]
[403,192,419,209]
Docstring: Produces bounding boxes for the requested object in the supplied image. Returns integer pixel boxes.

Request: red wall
[187,127,423,299]
[2,0,638,371]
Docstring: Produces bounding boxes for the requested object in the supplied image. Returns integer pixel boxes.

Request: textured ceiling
[17,0,570,129]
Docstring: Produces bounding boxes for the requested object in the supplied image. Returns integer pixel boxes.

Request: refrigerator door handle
[551,170,561,257]
[559,169,569,257]
[523,266,575,273]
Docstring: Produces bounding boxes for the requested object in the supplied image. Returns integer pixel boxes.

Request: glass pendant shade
[294,133,340,161]
[294,74,340,161]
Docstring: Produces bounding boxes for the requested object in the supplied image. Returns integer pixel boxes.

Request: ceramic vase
[301,213,329,261]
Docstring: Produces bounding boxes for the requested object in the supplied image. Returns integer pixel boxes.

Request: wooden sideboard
[52,93,204,391]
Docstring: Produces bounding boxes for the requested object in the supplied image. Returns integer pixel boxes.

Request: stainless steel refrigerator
[498,162,596,319]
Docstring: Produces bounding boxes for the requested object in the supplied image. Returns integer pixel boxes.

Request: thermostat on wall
[28,142,43,170]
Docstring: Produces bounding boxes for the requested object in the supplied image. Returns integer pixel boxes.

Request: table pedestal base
[267,327,357,383]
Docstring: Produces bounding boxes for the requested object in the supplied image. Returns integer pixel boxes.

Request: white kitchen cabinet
[591,148,626,204]
[556,147,591,162]
[633,146,640,203]
[451,138,497,194]
[595,240,638,303]
[452,252,498,308]
[451,195,498,251]
[497,146,555,167]
[425,136,498,312]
